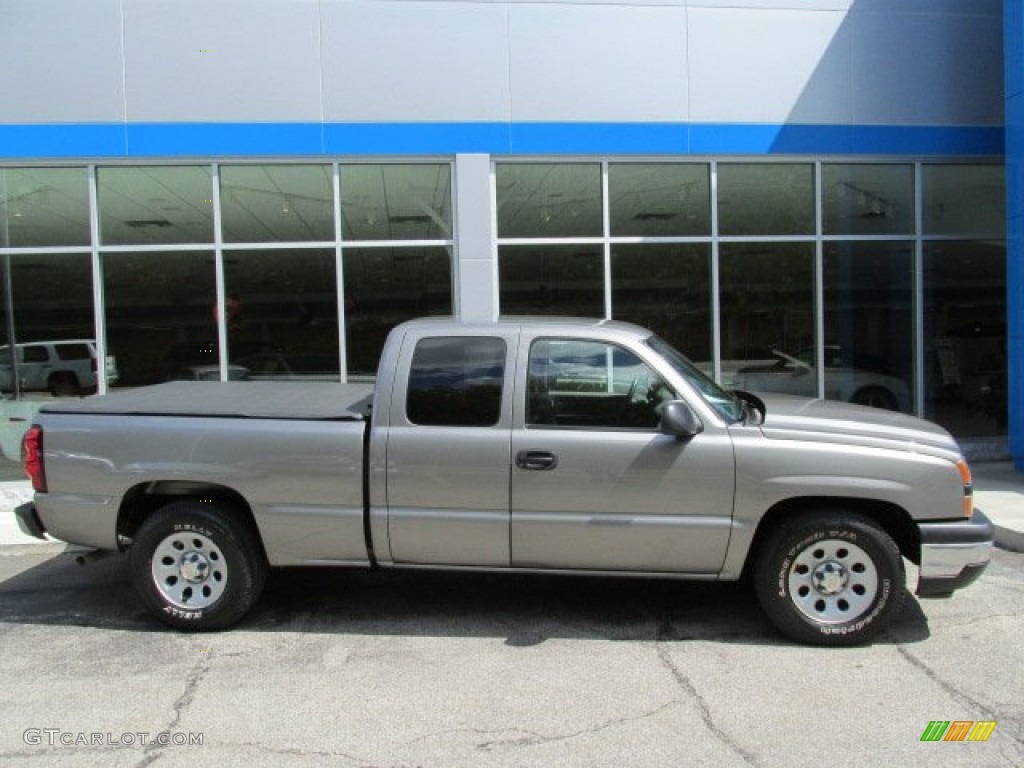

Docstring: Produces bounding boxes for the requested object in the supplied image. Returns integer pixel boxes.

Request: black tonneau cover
[40,381,374,421]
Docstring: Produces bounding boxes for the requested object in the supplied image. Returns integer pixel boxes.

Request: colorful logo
[920,721,997,742]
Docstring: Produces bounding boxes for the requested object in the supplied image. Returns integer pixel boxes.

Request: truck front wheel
[128,500,268,631]
[753,513,905,646]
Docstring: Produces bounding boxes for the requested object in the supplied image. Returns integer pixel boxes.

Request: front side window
[22,346,48,363]
[406,337,505,427]
[527,339,673,429]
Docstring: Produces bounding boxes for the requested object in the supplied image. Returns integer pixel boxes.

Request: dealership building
[1,0,1021,466]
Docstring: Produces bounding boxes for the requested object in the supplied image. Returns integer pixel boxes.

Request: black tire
[49,372,80,397]
[753,512,905,646]
[128,499,268,631]
[850,386,899,411]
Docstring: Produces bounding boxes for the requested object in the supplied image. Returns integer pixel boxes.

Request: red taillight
[23,425,46,493]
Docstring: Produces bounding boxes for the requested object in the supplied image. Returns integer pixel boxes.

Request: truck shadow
[0,550,932,646]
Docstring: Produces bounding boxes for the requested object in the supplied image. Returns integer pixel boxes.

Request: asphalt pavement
[0,460,1021,767]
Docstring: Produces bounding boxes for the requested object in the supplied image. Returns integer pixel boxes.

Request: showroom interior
[0,0,1019,466]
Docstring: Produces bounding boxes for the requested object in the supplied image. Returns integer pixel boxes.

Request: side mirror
[659,400,704,439]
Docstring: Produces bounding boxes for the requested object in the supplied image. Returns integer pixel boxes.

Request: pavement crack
[135,652,210,768]
[472,701,679,751]
[897,646,1024,748]
[215,741,376,764]
[656,622,759,767]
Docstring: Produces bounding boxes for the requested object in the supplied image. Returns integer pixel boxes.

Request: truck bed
[40,381,374,421]
[34,381,375,565]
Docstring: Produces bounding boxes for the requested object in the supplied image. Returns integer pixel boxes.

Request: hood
[753,393,961,458]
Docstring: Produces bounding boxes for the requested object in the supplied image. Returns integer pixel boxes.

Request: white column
[453,153,498,322]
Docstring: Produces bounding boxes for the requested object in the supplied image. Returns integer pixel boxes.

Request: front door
[510,337,735,574]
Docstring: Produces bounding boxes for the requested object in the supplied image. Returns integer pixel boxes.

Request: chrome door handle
[516,450,558,471]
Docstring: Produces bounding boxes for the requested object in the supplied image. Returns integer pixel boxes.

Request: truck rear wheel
[128,500,268,631]
[753,513,905,646]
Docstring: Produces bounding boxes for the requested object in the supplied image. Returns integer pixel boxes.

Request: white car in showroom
[732,346,911,412]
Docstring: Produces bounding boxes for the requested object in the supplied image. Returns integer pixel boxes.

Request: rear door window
[55,343,91,361]
[406,337,506,427]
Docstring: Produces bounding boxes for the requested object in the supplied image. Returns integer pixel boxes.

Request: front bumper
[14,501,47,540]
[916,510,994,598]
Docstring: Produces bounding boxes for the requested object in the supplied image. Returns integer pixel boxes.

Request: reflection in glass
[823,164,914,235]
[924,240,1007,437]
[407,337,506,427]
[225,249,339,380]
[527,339,670,429]
[496,164,602,238]
[824,242,913,412]
[717,163,814,236]
[609,164,710,237]
[0,254,95,397]
[922,165,1005,235]
[220,165,334,243]
[0,168,90,248]
[104,251,216,386]
[340,164,452,241]
[498,245,604,318]
[8,254,94,342]
[720,243,815,394]
[343,247,452,376]
[99,167,214,246]
[611,244,711,362]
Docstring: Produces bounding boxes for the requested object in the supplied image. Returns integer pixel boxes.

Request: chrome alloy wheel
[787,539,879,623]
[151,531,228,610]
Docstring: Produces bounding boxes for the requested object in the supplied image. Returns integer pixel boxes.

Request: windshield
[645,335,746,423]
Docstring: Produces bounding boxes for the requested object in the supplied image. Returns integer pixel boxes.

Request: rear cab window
[405,336,506,427]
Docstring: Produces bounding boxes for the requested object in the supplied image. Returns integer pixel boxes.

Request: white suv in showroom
[0,340,118,396]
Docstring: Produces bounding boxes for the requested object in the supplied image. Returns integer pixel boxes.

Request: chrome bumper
[917,510,994,598]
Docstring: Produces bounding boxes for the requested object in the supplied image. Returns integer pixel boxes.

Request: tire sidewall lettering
[162,605,204,620]
[172,522,216,538]
[774,522,891,637]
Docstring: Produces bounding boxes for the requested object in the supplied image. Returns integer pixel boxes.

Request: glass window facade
[717,163,815,236]
[0,158,1007,461]
[0,168,90,248]
[495,160,1006,442]
[0,162,454,403]
[99,166,215,246]
[720,242,816,396]
[220,165,334,244]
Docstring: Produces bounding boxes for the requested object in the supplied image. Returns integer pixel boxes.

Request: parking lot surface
[0,547,1021,767]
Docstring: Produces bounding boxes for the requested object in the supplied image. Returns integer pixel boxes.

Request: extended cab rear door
[383,327,519,566]
[509,334,735,574]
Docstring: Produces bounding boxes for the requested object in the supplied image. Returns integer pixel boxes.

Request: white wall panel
[851,10,1004,126]
[322,1,510,122]
[123,0,323,122]
[0,0,125,123]
[687,7,851,124]
[508,4,687,122]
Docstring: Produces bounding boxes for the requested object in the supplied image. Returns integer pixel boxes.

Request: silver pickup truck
[15,317,993,645]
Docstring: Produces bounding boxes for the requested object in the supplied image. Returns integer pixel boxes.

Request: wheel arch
[744,495,920,578]
[116,481,266,560]
[47,370,80,393]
